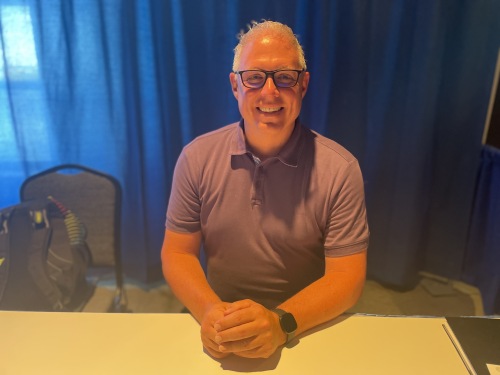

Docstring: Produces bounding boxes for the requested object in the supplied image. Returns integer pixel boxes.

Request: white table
[0,311,471,374]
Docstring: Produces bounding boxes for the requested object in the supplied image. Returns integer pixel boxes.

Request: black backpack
[0,196,94,311]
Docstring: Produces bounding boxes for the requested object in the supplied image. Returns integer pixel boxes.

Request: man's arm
[280,249,367,336]
[161,229,230,358]
[212,250,367,358]
[161,229,217,320]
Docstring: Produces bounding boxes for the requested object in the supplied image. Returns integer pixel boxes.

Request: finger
[201,324,218,344]
[217,335,260,354]
[202,334,226,354]
[216,309,274,341]
[215,321,259,346]
[201,322,225,350]
[231,338,279,359]
[216,322,277,354]
[204,344,231,359]
[223,299,252,315]
[215,307,255,332]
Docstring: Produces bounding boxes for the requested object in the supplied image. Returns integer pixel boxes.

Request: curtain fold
[0,0,499,292]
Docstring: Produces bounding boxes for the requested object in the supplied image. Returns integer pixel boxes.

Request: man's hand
[212,299,286,358]
[200,302,232,358]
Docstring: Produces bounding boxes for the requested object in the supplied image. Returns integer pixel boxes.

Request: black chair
[20,164,127,312]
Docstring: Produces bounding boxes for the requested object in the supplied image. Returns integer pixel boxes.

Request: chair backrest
[21,165,121,266]
[20,164,124,288]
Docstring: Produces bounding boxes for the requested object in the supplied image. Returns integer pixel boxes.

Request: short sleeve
[324,160,369,257]
[165,149,202,233]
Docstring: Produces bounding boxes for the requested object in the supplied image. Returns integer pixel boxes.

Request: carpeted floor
[84,272,484,317]
[348,272,483,317]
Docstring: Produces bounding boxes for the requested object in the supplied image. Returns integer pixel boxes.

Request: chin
[257,121,285,129]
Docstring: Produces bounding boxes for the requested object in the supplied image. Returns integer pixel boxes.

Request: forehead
[239,33,301,70]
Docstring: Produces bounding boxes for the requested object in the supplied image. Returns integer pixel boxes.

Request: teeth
[259,107,281,113]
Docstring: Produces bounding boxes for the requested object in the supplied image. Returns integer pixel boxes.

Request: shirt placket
[251,157,264,207]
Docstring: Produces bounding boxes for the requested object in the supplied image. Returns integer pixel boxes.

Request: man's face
[229,34,310,135]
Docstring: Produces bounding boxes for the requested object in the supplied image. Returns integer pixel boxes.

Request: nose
[261,76,279,97]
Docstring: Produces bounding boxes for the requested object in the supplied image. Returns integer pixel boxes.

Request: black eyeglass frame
[234,69,305,89]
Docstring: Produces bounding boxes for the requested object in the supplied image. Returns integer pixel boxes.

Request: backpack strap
[27,207,66,311]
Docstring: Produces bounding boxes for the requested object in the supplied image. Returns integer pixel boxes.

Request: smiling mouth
[258,107,283,113]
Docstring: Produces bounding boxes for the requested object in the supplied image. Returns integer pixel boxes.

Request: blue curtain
[1,0,499,297]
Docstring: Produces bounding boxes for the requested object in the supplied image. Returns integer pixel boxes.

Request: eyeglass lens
[240,70,300,88]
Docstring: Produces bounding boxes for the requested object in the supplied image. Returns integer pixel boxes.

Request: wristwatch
[272,308,297,345]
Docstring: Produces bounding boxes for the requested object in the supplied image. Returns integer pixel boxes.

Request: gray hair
[232,20,307,72]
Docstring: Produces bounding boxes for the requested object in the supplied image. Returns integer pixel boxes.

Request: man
[162,20,369,359]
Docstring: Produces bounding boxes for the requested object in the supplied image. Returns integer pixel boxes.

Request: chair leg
[108,287,129,313]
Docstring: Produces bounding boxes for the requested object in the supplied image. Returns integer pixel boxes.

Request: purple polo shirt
[166,120,369,308]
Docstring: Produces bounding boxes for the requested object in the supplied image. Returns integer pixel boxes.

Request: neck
[244,121,295,160]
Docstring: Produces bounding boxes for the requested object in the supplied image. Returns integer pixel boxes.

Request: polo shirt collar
[229,119,248,155]
[230,119,303,167]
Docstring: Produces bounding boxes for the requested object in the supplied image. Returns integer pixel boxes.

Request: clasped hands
[200,299,287,359]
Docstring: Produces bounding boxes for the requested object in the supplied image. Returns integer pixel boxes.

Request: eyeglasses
[234,69,304,89]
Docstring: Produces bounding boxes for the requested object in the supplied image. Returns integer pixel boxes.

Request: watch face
[281,312,298,333]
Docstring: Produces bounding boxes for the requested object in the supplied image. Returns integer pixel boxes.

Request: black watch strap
[272,308,297,344]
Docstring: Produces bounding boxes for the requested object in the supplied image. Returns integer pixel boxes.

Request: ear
[300,71,310,99]
[229,72,239,100]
